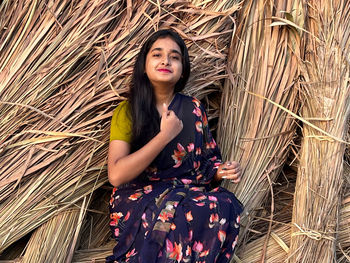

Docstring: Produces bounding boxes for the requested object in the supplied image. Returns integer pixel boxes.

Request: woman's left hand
[216,161,242,183]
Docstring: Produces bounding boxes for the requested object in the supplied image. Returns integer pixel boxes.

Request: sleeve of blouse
[197,102,223,184]
[110,101,132,143]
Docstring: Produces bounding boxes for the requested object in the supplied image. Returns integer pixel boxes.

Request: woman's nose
[161,56,170,65]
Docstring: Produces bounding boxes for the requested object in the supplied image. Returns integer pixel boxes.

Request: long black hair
[129,29,190,152]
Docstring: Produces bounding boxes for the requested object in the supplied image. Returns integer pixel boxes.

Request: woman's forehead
[150,37,181,53]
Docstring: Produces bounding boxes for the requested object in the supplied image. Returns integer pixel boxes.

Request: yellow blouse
[109,101,132,143]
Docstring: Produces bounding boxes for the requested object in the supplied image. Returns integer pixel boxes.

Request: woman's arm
[108,132,169,187]
[193,99,241,185]
[108,103,182,187]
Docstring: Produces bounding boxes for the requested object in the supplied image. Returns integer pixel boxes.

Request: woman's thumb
[162,103,168,117]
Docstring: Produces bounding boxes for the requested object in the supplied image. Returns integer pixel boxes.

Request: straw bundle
[72,241,115,263]
[338,195,350,262]
[78,187,111,250]
[338,163,350,259]
[0,0,243,259]
[21,200,87,263]
[288,1,350,261]
[346,122,350,165]
[217,0,303,246]
[245,167,296,240]
[238,224,291,263]
[237,163,350,262]
[236,194,350,263]
[0,0,119,252]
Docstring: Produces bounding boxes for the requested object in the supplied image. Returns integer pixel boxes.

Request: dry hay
[236,163,350,262]
[78,187,112,250]
[72,241,115,263]
[217,0,303,252]
[1,0,349,261]
[0,0,242,259]
[21,199,87,263]
[338,163,350,262]
[237,196,350,263]
[289,1,350,262]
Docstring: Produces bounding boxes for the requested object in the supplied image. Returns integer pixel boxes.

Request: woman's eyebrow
[151,47,182,55]
[170,49,182,56]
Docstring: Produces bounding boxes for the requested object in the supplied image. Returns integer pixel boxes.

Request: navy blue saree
[107,93,243,262]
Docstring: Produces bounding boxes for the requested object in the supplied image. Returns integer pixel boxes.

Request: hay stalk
[237,163,350,262]
[218,0,303,249]
[288,1,350,261]
[0,0,241,256]
[21,199,87,263]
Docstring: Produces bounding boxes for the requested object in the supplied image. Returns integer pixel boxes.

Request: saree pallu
[107,94,243,263]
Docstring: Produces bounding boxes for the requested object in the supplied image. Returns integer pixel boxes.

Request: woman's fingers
[221,172,241,180]
[219,164,241,174]
[162,103,169,117]
[226,161,239,169]
[160,106,183,142]
[168,110,176,118]
[219,161,242,183]
[219,168,240,176]
[231,178,241,184]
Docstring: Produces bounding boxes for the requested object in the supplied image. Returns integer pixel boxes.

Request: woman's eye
[153,53,161,57]
[171,56,180,60]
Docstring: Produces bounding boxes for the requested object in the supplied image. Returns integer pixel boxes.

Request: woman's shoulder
[113,100,130,117]
[177,93,202,107]
[115,100,130,110]
[110,100,132,142]
[111,100,131,125]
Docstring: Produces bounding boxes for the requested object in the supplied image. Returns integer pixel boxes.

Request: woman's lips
[157,68,172,73]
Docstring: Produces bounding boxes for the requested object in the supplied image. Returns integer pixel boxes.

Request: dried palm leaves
[1,0,349,261]
[289,1,350,261]
[21,199,87,263]
[218,0,302,246]
[237,163,350,262]
[0,0,242,259]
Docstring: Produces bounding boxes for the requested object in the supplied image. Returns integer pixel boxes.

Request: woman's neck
[154,86,175,106]
[154,87,175,115]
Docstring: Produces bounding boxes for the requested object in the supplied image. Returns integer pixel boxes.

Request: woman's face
[145,37,183,90]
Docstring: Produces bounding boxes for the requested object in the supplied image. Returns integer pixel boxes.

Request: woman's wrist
[156,130,172,145]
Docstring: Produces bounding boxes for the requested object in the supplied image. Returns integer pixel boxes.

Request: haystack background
[0,0,349,263]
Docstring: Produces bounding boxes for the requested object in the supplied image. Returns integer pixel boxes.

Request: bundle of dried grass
[237,197,350,262]
[288,1,350,261]
[337,162,350,262]
[338,194,350,262]
[0,0,118,252]
[237,163,350,262]
[238,224,290,263]
[245,166,296,243]
[21,199,87,263]
[217,0,303,248]
[345,122,350,165]
[72,241,115,263]
[0,0,242,258]
[78,187,111,250]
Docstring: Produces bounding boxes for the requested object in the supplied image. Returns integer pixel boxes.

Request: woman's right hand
[108,104,182,187]
[160,103,183,142]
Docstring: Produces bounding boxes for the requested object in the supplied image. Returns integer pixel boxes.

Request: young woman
[107,29,243,263]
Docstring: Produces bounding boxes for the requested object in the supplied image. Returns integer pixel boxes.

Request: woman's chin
[150,78,179,88]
